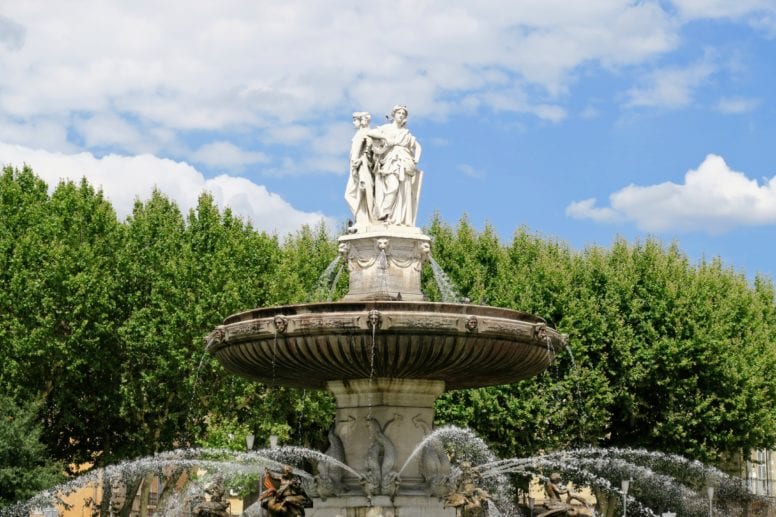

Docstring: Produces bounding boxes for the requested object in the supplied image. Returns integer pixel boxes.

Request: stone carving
[273,316,288,334]
[402,317,459,330]
[227,320,264,338]
[367,309,382,330]
[204,327,225,348]
[465,316,478,332]
[347,237,429,272]
[419,241,431,262]
[444,462,491,517]
[260,466,312,516]
[192,475,230,517]
[109,477,127,515]
[346,243,377,270]
[413,415,452,498]
[362,416,400,500]
[537,472,590,517]
[345,112,376,228]
[314,427,346,500]
[340,105,421,227]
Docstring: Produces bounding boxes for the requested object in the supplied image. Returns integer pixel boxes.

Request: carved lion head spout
[418,241,431,261]
[376,238,390,251]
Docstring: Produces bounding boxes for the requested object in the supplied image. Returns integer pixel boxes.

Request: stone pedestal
[308,378,454,516]
[339,226,431,302]
[327,378,445,489]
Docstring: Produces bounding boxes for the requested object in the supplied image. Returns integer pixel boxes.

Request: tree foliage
[0,393,64,509]
[1,167,775,504]
[428,214,776,464]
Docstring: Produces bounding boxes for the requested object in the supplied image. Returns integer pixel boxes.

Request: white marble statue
[344,111,375,226]
[366,105,423,227]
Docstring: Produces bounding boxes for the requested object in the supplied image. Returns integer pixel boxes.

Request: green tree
[429,218,776,465]
[0,394,64,510]
[0,170,125,468]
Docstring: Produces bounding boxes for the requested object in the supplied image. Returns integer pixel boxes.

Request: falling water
[271,330,278,388]
[428,256,465,303]
[391,425,774,516]
[309,255,341,301]
[296,389,307,445]
[183,352,211,445]
[6,425,770,517]
[2,448,308,517]
[564,346,589,446]
[367,313,378,423]
[328,263,344,301]
[375,247,389,295]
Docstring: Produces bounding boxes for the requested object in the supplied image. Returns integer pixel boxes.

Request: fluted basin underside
[205,301,566,390]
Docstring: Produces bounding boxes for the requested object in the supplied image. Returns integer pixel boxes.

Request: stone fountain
[205,106,567,516]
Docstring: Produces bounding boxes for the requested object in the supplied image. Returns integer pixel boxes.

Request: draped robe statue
[344,111,375,227]
[367,105,422,226]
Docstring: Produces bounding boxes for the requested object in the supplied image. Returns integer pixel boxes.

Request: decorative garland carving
[345,236,431,272]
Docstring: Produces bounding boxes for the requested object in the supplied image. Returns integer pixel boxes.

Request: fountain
[5,106,772,517]
[204,105,567,516]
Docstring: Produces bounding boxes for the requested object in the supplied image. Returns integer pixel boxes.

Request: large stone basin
[205,301,566,390]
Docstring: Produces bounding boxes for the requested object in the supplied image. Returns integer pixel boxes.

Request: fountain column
[327,378,445,490]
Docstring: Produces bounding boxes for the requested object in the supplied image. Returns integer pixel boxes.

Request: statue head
[352,111,371,128]
[389,105,408,126]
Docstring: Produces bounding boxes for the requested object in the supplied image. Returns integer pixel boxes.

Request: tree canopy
[1,166,775,505]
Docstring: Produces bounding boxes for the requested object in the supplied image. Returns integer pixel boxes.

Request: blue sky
[1,1,776,279]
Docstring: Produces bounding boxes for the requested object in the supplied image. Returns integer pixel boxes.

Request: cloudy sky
[2,1,775,279]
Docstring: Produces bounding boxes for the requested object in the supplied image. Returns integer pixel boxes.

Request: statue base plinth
[338,226,430,302]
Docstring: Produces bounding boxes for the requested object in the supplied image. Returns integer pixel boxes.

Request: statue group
[344,105,423,229]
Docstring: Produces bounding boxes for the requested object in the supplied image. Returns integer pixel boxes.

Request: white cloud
[0,142,332,236]
[0,15,25,50]
[715,96,761,114]
[1,1,681,137]
[190,141,269,170]
[670,0,775,20]
[73,112,166,154]
[566,154,776,233]
[625,60,716,108]
[566,198,620,223]
[1,0,771,183]
[457,164,486,179]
